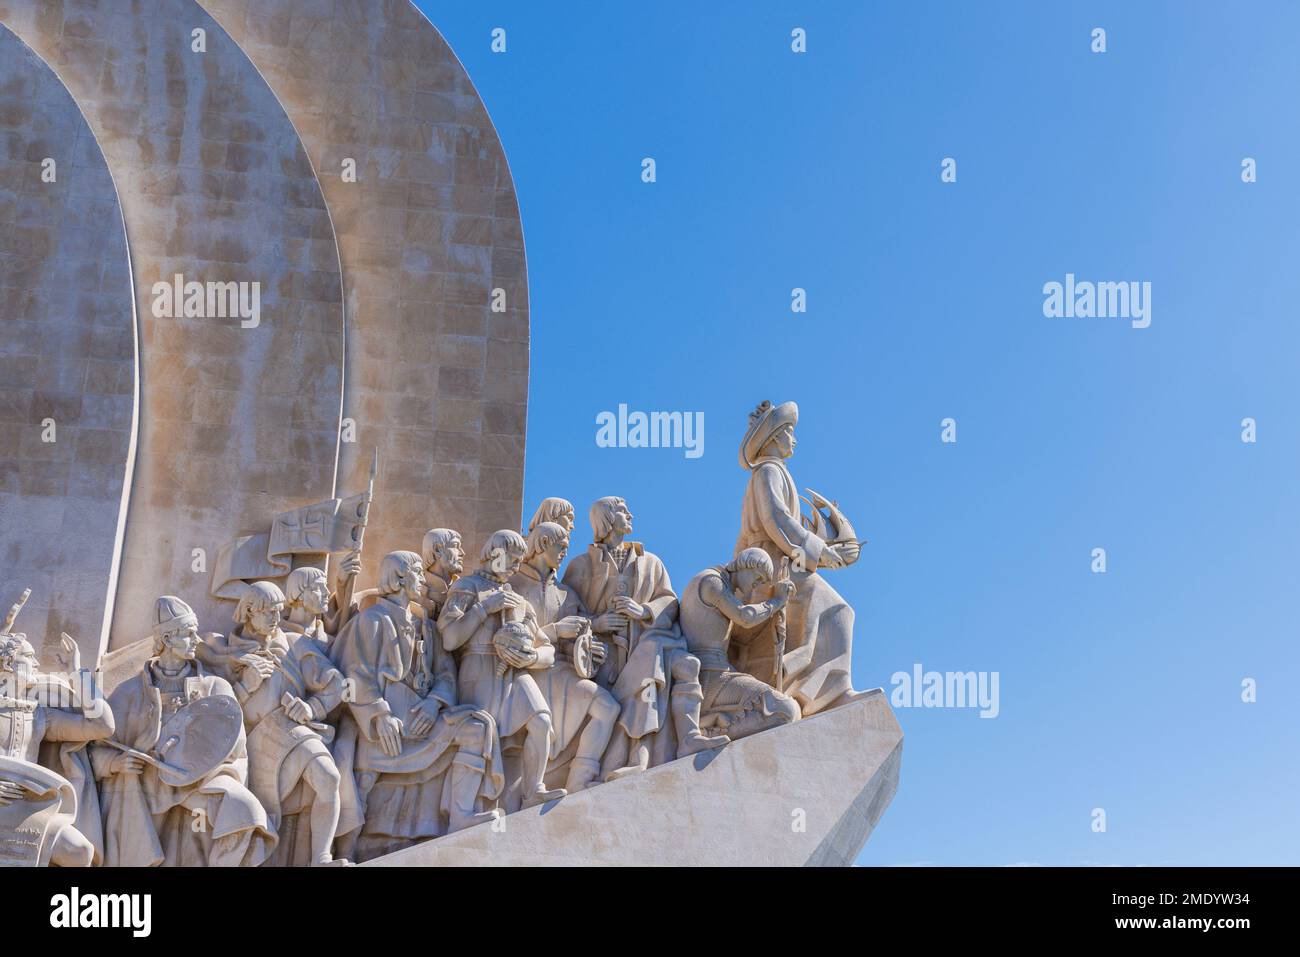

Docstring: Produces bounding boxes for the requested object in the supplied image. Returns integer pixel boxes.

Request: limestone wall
[0,1,528,654]
[0,25,135,663]
[198,0,530,579]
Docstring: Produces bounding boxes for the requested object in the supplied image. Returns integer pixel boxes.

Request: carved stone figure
[562,498,726,780]
[735,401,865,715]
[94,596,276,867]
[282,566,340,647]
[199,582,346,866]
[510,522,619,792]
[0,601,112,867]
[528,497,576,533]
[439,531,566,809]
[679,549,802,741]
[329,551,501,861]
[419,528,464,623]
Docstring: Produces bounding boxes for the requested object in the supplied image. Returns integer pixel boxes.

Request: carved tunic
[439,572,552,738]
[199,626,346,863]
[735,455,856,715]
[679,567,797,733]
[509,562,602,756]
[563,543,688,764]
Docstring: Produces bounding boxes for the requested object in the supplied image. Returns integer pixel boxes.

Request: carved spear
[772,559,789,693]
[334,448,378,625]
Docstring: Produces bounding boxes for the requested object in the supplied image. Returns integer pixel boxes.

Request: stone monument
[0,0,900,868]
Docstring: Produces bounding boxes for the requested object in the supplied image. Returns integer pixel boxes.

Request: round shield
[571,628,596,679]
[155,694,243,788]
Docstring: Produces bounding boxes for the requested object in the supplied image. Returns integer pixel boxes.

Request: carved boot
[672,680,728,757]
[520,715,566,808]
[521,785,566,809]
[564,757,602,792]
[446,751,501,832]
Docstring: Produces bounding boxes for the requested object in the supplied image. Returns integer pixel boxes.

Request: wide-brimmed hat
[738,400,798,469]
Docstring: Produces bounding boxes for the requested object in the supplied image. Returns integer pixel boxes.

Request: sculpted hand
[0,779,26,806]
[612,597,648,621]
[775,579,797,603]
[56,632,81,674]
[282,696,314,724]
[408,698,441,737]
[376,714,404,757]
[554,616,587,639]
[509,646,539,668]
[339,548,362,580]
[481,590,524,616]
[589,639,608,665]
[592,612,626,633]
[109,752,147,776]
[497,636,535,669]
[240,658,273,693]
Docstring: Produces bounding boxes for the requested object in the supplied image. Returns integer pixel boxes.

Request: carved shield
[571,628,597,680]
[154,695,243,788]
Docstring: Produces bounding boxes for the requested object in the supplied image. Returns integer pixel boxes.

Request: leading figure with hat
[735,401,868,716]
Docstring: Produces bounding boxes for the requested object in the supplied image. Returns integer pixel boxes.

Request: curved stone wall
[0,0,346,648]
[198,0,530,578]
[0,24,135,663]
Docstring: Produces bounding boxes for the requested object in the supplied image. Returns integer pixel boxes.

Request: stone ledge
[364,688,903,867]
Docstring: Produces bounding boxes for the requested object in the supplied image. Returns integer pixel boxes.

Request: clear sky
[420,0,1300,865]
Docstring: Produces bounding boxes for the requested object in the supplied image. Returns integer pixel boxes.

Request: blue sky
[421,1,1300,865]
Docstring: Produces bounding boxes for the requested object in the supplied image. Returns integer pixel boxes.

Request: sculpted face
[556,509,575,533]
[732,568,768,602]
[301,576,331,617]
[436,536,464,577]
[503,549,525,578]
[543,531,570,571]
[249,602,282,637]
[403,563,427,603]
[611,501,633,536]
[767,425,796,459]
[161,624,201,660]
[0,635,38,681]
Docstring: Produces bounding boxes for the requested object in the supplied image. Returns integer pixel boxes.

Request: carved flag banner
[209,492,369,598]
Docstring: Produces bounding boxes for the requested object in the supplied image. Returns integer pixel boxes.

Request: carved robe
[329,594,501,861]
[509,563,602,761]
[561,542,685,769]
[92,660,275,867]
[735,455,856,715]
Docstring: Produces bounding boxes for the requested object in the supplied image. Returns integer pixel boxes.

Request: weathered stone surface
[197,0,530,578]
[0,0,347,649]
[364,689,902,867]
[0,25,135,664]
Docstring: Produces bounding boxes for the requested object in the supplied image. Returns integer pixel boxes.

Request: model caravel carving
[1,403,873,866]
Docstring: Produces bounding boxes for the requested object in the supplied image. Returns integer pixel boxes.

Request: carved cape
[734,456,855,715]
